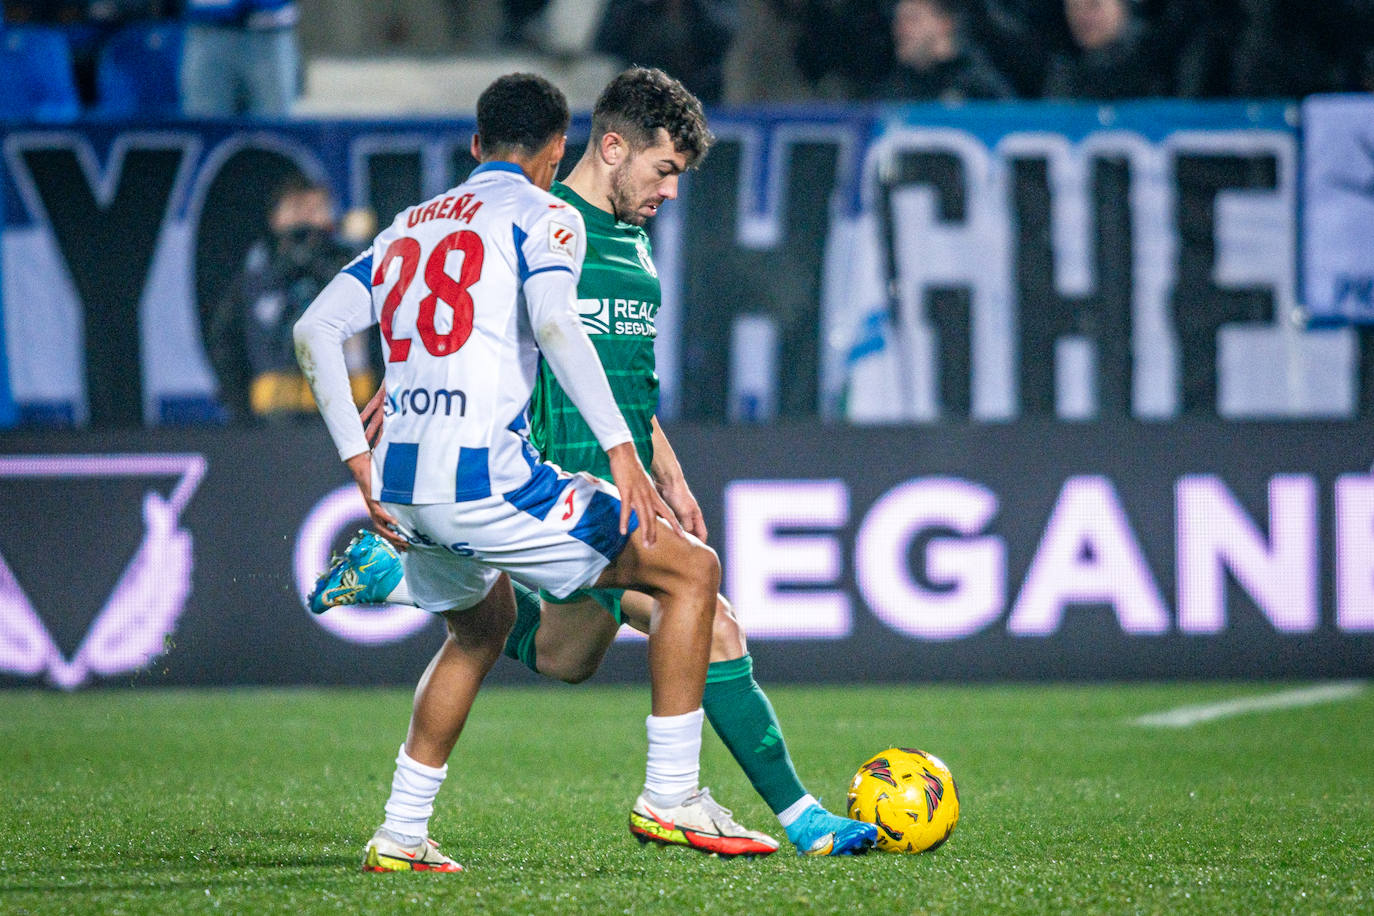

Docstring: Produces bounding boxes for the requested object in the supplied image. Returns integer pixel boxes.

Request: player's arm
[524,266,681,546]
[293,270,406,550]
[649,416,707,541]
[520,207,681,545]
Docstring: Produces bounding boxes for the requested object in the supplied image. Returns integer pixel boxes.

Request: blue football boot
[785,804,878,856]
[307,530,404,614]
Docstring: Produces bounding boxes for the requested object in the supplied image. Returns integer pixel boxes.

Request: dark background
[1,419,1369,689]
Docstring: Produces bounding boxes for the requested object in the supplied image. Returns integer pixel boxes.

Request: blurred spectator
[879,0,1014,101]
[1043,0,1166,99]
[793,0,892,98]
[527,0,611,57]
[180,0,298,117]
[1231,0,1374,97]
[500,0,549,46]
[724,0,812,104]
[1140,0,1237,98]
[965,0,1064,97]
[206,177,373,423]
[594,0,736,104]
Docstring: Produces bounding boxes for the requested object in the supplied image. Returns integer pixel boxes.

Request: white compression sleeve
[293,273,376,462]
[524,268,633,452]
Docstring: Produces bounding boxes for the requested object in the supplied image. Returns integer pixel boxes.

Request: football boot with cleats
[307,530,404,614]
[361,829,463,873]
[785,804,878,856]
[629,788,779,857]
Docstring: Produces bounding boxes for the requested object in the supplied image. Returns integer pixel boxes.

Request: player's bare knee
[547,658,598,684]
[443,604,512,661]
[561,664,597,684]
[447,628,507,667]
[535,639,601,683]
[654,543,718,628]
[619,538,718,606]
[682,541,721,595]
[534,642,569,681]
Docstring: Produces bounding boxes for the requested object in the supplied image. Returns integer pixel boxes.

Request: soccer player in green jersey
[312,67,876,858]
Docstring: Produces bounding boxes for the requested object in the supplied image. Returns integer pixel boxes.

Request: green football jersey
[529,182,660,479]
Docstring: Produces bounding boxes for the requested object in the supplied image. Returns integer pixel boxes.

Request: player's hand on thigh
[344,450,408,551]
[364,499,409,552]
[595,515,716,595]
[606,443,681,547]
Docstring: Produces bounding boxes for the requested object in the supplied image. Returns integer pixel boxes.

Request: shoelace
[687,787,736,825]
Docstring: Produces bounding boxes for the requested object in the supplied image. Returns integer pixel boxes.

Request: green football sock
[502,581,543,673]
[702,654,808,816]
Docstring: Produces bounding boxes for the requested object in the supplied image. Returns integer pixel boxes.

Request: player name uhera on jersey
[405,192,485,228]
[350,161,595,504]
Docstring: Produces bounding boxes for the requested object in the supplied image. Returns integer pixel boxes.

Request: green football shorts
[505,583,628,674]
[538,587,625,624]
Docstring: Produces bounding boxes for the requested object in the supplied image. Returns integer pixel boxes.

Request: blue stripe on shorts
[569,491,637,561]
[503,463,566,521]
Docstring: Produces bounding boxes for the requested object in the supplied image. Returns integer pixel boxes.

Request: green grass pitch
[1,682,1371,914]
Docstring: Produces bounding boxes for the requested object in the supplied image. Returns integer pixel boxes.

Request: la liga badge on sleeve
[549,222,577,256]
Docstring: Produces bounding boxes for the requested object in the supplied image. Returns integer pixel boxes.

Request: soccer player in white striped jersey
[293,73,773,872]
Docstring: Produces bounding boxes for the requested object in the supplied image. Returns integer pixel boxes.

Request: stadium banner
[1301,94,1374,326]
[653,99,1358,423]
[0,179,13,427]
[0,118,493,427]
[1,421,1371,690]
[821,100,1356,423]
[0,100,1364,429]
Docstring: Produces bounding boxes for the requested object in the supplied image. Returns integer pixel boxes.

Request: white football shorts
[382,463,638,613]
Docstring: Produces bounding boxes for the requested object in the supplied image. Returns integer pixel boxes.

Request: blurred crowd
[515,0,1374,105]
[2,0,1371,122]
[1,0,1370,427]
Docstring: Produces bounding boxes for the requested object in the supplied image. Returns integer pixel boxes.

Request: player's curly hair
[591,68,714,168]
[476,73,570,156]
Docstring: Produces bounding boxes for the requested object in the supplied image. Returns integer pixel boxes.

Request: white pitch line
[1133,681,1367,728]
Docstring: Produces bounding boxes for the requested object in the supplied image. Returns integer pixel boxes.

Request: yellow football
[846,747,960,853]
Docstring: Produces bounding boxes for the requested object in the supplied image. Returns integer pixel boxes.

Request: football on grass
[846,748,960,853]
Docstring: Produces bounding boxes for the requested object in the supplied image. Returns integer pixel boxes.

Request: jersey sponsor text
[575,297,658,337]
[386,386,468,417]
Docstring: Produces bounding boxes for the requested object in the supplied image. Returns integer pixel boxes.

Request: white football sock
[381,743,447,842]
[385,579,413,606]
[777,793,820,829]
[644,708,703,807]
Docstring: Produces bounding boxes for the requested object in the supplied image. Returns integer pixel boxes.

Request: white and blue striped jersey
[296,161,633,505]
